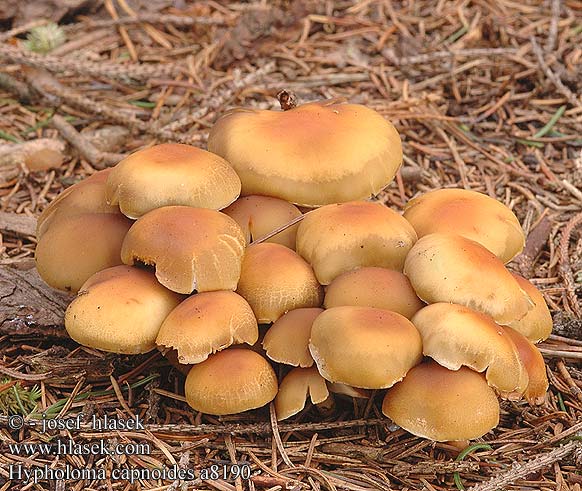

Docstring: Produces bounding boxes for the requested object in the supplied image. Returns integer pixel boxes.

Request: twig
[0,364,52,381]
[391,47,516,65]
[558,213,582,317]
[547,0,561,53]
[0,212,36,237]
[514,215,552,276]
[64,13,230,30]
[0,72,33,102]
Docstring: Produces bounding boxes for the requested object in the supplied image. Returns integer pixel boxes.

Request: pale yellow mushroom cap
[207,99,402,207]
[156,291,258,365]
[296,201,417,285]
[382,362,500,442]
[262,308,323,367]
[121,206,246,294]
[236,243,323,323]
[275,367,330,421]
[324,267,424,319]
[502,326,549,405]
[507,274,552,343]
[411,303,529,399]
[36,212,132,292]
[106,143,241,219]
[403,233,533,325]
[309,306,422,389]
[403,188,525,263]
[64,265,182,354]
[222,195,302,249]
[184,349,278,415]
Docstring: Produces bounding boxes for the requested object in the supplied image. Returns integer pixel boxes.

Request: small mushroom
[64,265,182,354]
[184,349,278,415]
[156,291,258,365]
[106,143,241,219]
[382,361,500,442]
[309,306,422,389]
[323,267,424,319]
[236,243,323,323]
[275,367,331,420]
[296,201,417,285]
[121,206,246,294]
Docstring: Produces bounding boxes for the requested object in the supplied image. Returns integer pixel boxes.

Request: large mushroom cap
[309,306,422,389]
[411,303,528,399]
[382,361,500,442]
[275,367,330,421]
[106,143,241,219]
[262,307,323,367]
[324,267,424,319]
[35,212,132,292]
[404,233,533,324]
[236,243,323,323]
[403,188,525,263]
[507,274,552,343]
[222,195,302,249]
[296,201,417,285]
[64,265,182,354]
[121,206,246,294]
[156,291,258,365]
[184,349,278,415]
[207,99,402,207]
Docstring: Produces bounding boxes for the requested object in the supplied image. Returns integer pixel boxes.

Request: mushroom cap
[324,267,424,319]
[382,361,500,442]
[64,265,182,354]
[309,306,423,389]
[411,303,529,399]
[236,243,323,323]
[106,143,241,219]
[121,206,246,294]
[184,349,278,415]
[296,201,417,285]
[403,233,533,324]
[222,195,302,249]
[156,291,258,365]
[507,274,552,343]
[502,326,548,405]
[403,189,525,263]
[262,308,323,367]
[207,99,402,207]
[275,367,330,421]
[35,212,132,292]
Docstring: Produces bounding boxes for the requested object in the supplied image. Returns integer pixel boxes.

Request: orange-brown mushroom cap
[309,306,422,389]
[106,143,241,218]
[184,349,278,415]
[236,243,323,323]
[324,267,424,319]
[403,233,533,324]
[156,291,258,365]
[207,99,402,207]
[403,188,525,263]
[275,367,330,420]
[121,206,246,294]
[382,361,500,442]
[296,201,417,285]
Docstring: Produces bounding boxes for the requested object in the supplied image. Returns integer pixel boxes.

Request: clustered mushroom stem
[277,90,298,111]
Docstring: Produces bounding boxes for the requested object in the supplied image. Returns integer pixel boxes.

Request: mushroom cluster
[35,97,552,443]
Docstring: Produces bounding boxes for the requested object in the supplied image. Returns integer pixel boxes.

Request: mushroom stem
[277,90,298,111]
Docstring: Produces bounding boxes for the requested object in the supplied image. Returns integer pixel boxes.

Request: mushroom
[411,303,528,400]
[323,267,424,319]
[207,99,402,207]
[121,206,246,294]
[274,367,331,421]
[326,383,370,399]
[36,212,132,292]
[403,188,525,263]
[296,201,417,285]
[262,307,323,367]
[156,291,258,365]
[309,306,422,389]
[236,243,323,323]
[184,349,278,415]
[222,195,302,249]
[64,265,182,354]
[403,233,533,325]
[382,361,500,442]
[507,274,552,343]
[106,143,241,219]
